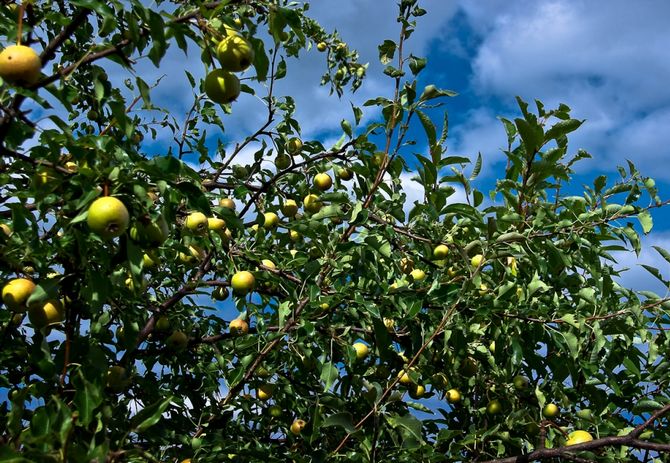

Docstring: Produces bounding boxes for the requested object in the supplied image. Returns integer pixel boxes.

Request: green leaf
[321,412,355,433]
[544,119,583,142]
[653,246,670,265]
[408,55,426,75]
[26,278,60,308]
[378,40,396,65]
[515,117,544,156]
[320,362,339,392]
[73,372,102,427]
[637,210,653,234]
[385,413,424,444]
[416,110,436,147]
[132,396,173,433]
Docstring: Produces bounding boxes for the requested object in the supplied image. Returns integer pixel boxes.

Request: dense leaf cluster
[0,1,668,462]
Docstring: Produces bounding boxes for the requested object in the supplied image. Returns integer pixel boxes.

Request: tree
[0,1,669,462]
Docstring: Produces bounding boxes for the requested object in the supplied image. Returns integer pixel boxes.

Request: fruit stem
[16,2,25,46]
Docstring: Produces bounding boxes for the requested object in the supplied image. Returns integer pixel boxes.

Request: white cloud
[453,0,670,177]
[610,232,670,297]
[448,107,508,175]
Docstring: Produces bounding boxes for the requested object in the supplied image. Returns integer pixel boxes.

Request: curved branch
[480,404,670,463]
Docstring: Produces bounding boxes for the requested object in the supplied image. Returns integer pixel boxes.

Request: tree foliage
[0,1,669,462]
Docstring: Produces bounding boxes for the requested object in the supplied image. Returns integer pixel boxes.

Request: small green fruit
[204,69,241,104]
[231,270,255,295]
[566,430,593,446]
[287,137,303,155]
[486,399,502,415]
[184,212,208,234]
[166,330,188,352]
[314,173,333,191]
[433,244,448,259]
[303,194,322,214]
[513,375,530,390]
[216,35,255,72]
[87,197,130,239]
[543,403,560,418]
[352,342,369,360]
[471,254,484,267]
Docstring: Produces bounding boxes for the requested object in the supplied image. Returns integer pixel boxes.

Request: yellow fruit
[486,399,502,414]
[281,199,299,217]
[287,137,303,155]
[28,299,64,328]
[410,269,426,281]
[399,257,414,274]
[229,318,249,335]
[219,228,233,243]
[446,388,461,404]
[106,365,130,392]
[179,245,205,264]
[261,259,276,270]
[316,41,327,52]
[543,403,560,418]
[231,270,255,294]
[2,278,36,312]
[166,330,188,352]
[32,168,55,188]
[185,212,208,234]
[507,256,518,276]
[566,430,593,446]
[204,69,241,104]
[397,370,412,385]
[313,173,333,191]
[289,230,301,242]
[0,45,41,85]
[207,217,226,231]
[478,283,488,296]
[290,419,307,435]
[447,266,458,278]
[433,244,448,259]
[353,342,369,360]
[0,223,11,236]
[257,384,274,401]
[216,34,255,72]
[125,277,147,292]
[303,194,322,214]
[489,341,496,353]
[143,252,159,268]
[263,212,279,229]
[471,254,484,267]
[409,384,425,399]
[219,198,236,210]
[87,197,130,239]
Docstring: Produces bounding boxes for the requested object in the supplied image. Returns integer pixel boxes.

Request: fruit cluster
[203,25,255,104]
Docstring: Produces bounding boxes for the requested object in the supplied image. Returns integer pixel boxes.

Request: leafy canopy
[0,1,669,462]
